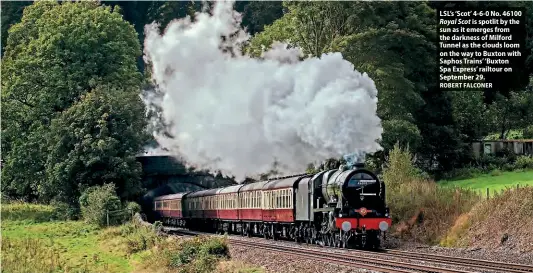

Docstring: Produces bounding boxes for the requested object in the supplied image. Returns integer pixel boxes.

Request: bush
[100,222,162,255]
[383,144,480,243]
[139,236,230,273]
[126,201,141,214]
[79,184,122,227]
[382,143,421,190]
[475,155,509,171]
[523,126,533,138]
[490,169,502,176]
[515,155,533,170]
[440,167,483,181]
[50,200,80,221]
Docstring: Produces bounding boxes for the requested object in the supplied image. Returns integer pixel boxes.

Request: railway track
[383,249,533,273]
[230,239,470,273]
[165,227,533,273]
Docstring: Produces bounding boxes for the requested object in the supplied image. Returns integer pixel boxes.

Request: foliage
[79,184,123,227]
[235,1,283,35]
[0,1,32,57]
[523,126,533,138]
[515,155,533,170]
[487,91,533,139]
[383,144,480,243]
[1,1,146,204]
[42,87,148,204]
[382,143,422,190]
[449,91,489,141]
[139,236,230,273]
[50,200,80,221]
[126,201,142,215]
[381,120,422,152]
[1,202,54,223]
[100,222,162,255]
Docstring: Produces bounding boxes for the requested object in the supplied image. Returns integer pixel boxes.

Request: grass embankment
[383,145,533,250]
[439,170,533,196]
[441,186,533,252]
[1,202,263,273]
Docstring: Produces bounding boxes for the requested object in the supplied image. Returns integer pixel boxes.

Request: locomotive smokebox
[320,167,380,205]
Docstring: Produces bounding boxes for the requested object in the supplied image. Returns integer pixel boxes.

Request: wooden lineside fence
[105,208,136,227]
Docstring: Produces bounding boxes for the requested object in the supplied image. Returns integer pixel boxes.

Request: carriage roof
[154,192,188,201]
[187,188,219,198]
[263,175,309,190]
[217,184,244,195]
[239,180,269,192]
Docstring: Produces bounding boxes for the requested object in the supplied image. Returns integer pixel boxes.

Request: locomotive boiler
[152,163,392,249]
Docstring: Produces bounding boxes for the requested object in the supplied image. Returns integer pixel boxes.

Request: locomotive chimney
[353,162,365,169]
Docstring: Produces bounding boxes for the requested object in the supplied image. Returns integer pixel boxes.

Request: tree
[381,119,422,152]
[0,1,32,57]
[487,90,533,139]
[449,91,489,141]
[234,1,284,36]
[1,1,145,203]
[42,87,148,204]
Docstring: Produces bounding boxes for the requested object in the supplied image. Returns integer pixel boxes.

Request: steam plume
[143,1,382,181]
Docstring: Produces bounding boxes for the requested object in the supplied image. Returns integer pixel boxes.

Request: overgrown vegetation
[137,236,230,273]
[383,144,481,243]
[100,222,163,255]
[1,202,55,223]
[1,203,261,273]
[80,184,123,227]
[440,187,533,252]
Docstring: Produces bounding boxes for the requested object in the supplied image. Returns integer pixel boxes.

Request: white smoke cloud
[143,1,383,181]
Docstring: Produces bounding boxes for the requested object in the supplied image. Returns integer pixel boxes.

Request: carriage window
[289,189,293,208]
[283,190,289,208]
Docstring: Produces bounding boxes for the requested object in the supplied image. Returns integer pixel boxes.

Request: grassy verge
[1,203,262,273]
[439,170,533,196]
[2,219,132,273]
[440,186,533,252]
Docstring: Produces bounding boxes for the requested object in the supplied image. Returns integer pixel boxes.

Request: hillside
[441,187,533,252]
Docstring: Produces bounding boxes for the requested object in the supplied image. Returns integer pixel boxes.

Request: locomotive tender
[153,164,391,249]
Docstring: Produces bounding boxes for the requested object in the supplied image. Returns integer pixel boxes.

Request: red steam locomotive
[153,164,392,249]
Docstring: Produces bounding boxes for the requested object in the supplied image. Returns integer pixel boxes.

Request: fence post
[106,210,109,227]
[486,188,489,199]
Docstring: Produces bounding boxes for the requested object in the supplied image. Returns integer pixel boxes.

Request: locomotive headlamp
[379,221,389,231]
[341,221,352,232]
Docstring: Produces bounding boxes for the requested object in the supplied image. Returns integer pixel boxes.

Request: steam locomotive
[152,164,391,249]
